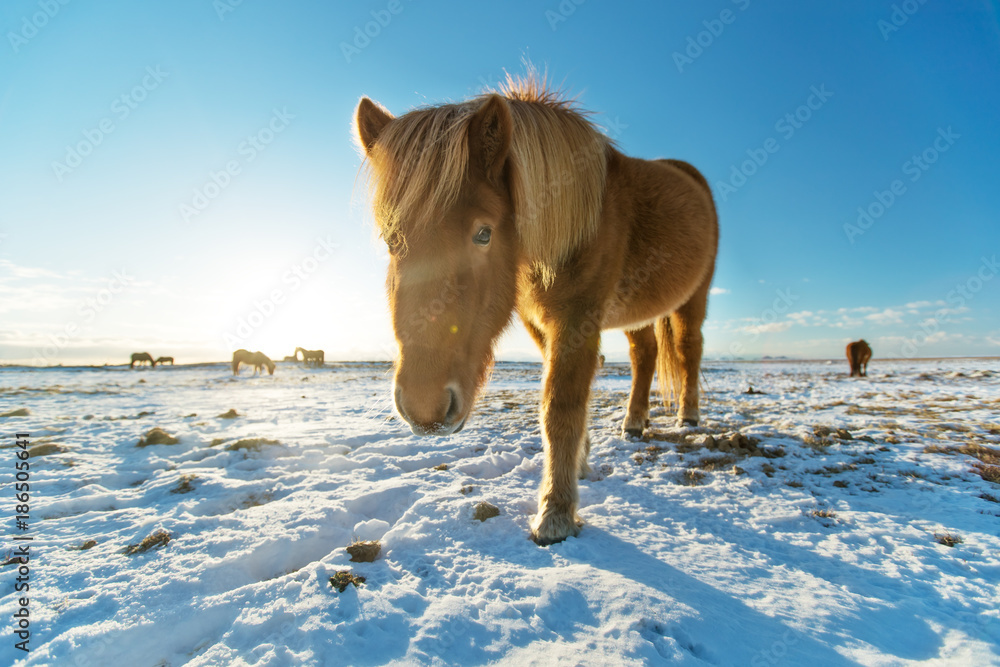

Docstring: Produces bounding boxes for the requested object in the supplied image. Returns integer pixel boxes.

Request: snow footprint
[346,482,420,528]
[452,450,523,479]
[638,619,716,663]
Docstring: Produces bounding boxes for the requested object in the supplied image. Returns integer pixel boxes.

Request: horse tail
[654,316,682,412]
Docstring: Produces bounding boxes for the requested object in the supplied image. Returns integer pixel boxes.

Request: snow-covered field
[2,358,999,666]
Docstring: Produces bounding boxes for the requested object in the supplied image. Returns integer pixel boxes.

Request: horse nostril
[444,387,461,424]
[394,385,409,423]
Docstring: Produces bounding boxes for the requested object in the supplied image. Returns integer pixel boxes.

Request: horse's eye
[473,226,492,246]
[384,230,405,255]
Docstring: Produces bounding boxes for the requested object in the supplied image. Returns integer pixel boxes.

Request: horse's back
[598,153,719,330]
[638,157,718,237]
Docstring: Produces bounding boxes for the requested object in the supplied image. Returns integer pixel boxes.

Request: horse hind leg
[657,279,710,427]
[623,326,656,437]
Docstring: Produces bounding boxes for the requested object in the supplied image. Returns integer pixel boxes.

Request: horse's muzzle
[394,382,466,436]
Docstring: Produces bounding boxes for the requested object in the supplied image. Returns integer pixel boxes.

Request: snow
[2,358,999,666]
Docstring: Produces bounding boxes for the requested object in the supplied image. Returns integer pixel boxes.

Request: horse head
[356,95,520,436]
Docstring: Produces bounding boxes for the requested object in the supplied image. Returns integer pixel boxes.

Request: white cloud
[0,259,63,280]
[743,322,792,334]
[864,308,905,325]
[903,300,946,310]
[710,287,729,295]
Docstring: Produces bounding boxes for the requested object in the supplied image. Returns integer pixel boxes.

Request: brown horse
[295,347,325,367]
[356,76,718,544]
[232,349,275,376]
[130,352,156,368]
[846,340,872,377]
[155,356,174,365]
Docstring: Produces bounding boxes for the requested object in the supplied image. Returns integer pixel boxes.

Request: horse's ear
[355,97,393,156]
[469,94,512,183]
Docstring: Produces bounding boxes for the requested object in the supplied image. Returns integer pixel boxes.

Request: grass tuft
[171,474,197,494]
[225,438,280,452]
[677,469,706,486]
[934,533,963,548]
[473,502,500,522]
[346,540,381,562]
[124,529,171,555]
[974,464,1000,484]
[330,570,366,592]
[28,442,66,457]
[137,427,179,447]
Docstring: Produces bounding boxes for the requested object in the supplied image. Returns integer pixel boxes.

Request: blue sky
[1,0,998,365]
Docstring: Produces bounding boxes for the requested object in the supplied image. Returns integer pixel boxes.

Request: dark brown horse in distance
[130,352,156,368]
[356,74,718,544]
[846,340,872,377]
[155,356,174,365]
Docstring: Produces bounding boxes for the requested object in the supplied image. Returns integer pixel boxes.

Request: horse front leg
[530,325,601,546]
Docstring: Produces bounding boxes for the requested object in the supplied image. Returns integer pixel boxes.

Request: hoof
[622,418,648,439]
[531,524,582,546]
[681,418,699,427]
[531,532,570,547]
[530,509,582,546]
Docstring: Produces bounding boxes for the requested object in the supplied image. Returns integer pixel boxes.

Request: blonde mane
[360,78,610,278]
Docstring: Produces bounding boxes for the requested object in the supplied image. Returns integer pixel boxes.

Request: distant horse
[296,347,325,367]
[846,340,872,377]
[356,75,718,544]
[155,356,174,365]
[130,352,156,368]
[232,349,275,376]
